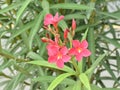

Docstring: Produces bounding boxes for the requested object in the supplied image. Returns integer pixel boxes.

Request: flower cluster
[42,12,91,68]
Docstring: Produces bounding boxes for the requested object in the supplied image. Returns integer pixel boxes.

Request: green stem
[71,57,80,76]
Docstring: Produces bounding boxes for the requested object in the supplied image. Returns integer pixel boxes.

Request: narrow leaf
[28,11,45,50]
[41,0,49,13]
[33,76,75,85]
[79,73,91,90]
[64,13,86,20]
[27,51,44,60]
[72,80,81,90]
[99,35,120,48]
[85,53,106,75]
[98,11,120,20]
[50,3,94,10]
[0,2,23,14]
[9,21,34,40]
[16,0,31,23]
[91,84,120,90]
[27,60,75,74]
[47,73,74,90]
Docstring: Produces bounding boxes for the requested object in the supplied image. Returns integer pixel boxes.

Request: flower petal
[47,44,59,56]
[62,55,71,62]
[60,46,68,55]
[56,60,64,68]
[81,49,91,57]
[48,56,57,63]
[58,15,64,21]
[80,40,88,49]
[76,54,83,61]
[44,14,53,25]
[72,40,80,47]
[54,12,59,20]
[69,48,76,55]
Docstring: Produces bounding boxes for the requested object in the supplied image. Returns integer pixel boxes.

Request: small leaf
[47,73,74,90]
[79,73,91,90]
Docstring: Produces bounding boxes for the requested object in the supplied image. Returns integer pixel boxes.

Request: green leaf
[28,11,45,50]
[0,2,23,14]
[50,3,94,10]
[0,61,13,72]
[98,11,120,20]
[72,80,81,90]
[16,0,31,23]
[4,73,25,90]
[116,51,120,72]
[88,27,96,63]
[47,73,74,90]
[27,51,44,60]
[41,0,49,13]
[79,73,91,90]
[9,21,34,40]
[85,53,106,75]
[81,28,89,41]
[33,76,75,85]
[101,61,118,83]
[58,20,68,30]
[27,60,75,74]
[0,49,15,59]
[64,13,86,20]
[91,84,120,90]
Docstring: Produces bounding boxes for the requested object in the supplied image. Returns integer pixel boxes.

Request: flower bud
[41,37,49,43]
[72,19,76,31]
[64,29,69,39]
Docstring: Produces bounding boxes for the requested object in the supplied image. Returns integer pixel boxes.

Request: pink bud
[64,29,69,39]
[41,37,49,43]
[72,19,76,31]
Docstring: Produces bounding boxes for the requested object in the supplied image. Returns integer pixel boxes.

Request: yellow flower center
[77,47,82,53]
[57,52,62,59]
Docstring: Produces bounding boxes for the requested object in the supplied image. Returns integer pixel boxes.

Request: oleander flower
[44,12,64,28]
[69,40,91,61]
[47,46,71,68]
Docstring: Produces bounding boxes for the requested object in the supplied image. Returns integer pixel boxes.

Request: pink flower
[72,19,76,31]
[44,12,64,28]
[69,40,91,61]
[47,46,71,68]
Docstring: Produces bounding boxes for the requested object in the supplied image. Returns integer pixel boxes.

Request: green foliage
[0,0,120,90]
